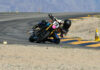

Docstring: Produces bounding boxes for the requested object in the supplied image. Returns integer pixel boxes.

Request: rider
[60,19,71,37]
[48,14,71,37]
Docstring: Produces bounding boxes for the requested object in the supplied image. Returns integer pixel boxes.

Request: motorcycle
[29,21,60,43]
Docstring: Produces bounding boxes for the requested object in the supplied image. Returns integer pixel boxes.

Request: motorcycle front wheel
[36,31,50,43]
[29,35,35,42]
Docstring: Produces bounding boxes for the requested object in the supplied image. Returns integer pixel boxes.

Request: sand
[68,16,100,40]
[0,44,100,70]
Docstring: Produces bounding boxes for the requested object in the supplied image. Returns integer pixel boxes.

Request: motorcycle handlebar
[48,14,57,21]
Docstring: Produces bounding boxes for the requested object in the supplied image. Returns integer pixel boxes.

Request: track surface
[0,18,36,44]
[1,13,100,70]
[0,12,99,45]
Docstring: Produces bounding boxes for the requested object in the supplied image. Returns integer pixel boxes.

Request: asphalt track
[0,12,100,49]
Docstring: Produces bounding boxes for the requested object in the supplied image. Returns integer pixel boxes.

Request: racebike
[29,21,60,43]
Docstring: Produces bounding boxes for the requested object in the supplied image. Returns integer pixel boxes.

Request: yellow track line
[70,41,96,45]
[87,43,100,47]
[61,38,78,42]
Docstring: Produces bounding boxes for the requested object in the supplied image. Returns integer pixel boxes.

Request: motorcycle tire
[36,31,50,43]
[54,38,60,44]
[29,35,35,42]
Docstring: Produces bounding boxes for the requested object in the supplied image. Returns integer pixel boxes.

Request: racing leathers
[48,14,71,37]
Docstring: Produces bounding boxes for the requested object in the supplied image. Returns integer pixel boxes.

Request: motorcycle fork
[45,23,55,35]
[46,24,53,31]
[50,29,56,35]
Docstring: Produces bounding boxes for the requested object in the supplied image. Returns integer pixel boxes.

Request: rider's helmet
[62,19,71,33]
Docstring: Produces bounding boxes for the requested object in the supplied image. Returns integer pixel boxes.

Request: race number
[53,21,59,28]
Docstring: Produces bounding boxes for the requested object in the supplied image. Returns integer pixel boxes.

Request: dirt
[68,16,100,40]
[0,44,100,70]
